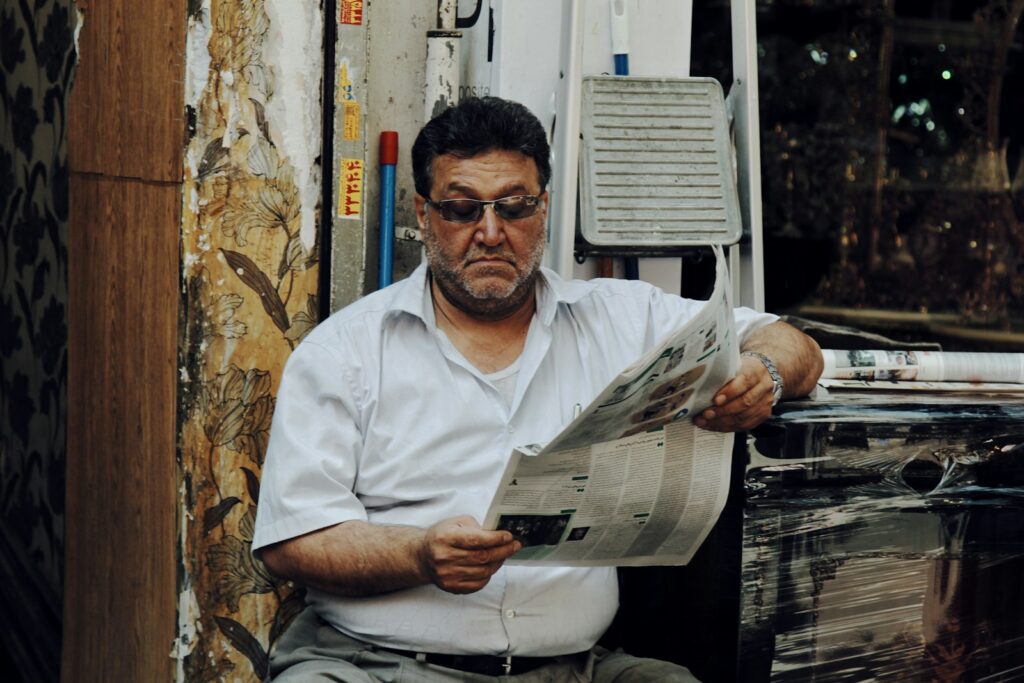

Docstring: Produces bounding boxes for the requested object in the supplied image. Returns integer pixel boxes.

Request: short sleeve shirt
[253,263,777,656]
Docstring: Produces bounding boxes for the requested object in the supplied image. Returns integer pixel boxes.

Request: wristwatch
[742,351,784,406]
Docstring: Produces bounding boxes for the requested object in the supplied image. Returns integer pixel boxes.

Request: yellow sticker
[340,0,363,26]
[343,101,361,141]
[337,61,355,104]
[339,158,363,219]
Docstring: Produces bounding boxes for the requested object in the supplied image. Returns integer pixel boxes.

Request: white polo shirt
[252,263,777,656]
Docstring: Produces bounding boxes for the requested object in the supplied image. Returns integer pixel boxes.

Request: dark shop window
[693,0,1024,349]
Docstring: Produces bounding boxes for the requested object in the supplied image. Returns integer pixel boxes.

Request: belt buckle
[502,655,513,675]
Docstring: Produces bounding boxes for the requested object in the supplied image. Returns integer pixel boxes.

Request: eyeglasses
[425,195,543,223]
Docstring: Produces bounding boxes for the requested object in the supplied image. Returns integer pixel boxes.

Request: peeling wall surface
[0,0,75,675]
[177,0,320,679]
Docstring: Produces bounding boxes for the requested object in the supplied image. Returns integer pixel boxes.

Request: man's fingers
[450,530,516,550]
[698,388,765,422]
[695,389,773,432]
[712,376,750,406]
[437,561,501,583]
[435,516,515,550]
[423,517,522,593]
[432,554,517,594]
[719,384,770,415]
[713,357,769,406]
[448,540,521,566]
[427,538,520,567]
[696,356,775,430]
[696,395,772,432]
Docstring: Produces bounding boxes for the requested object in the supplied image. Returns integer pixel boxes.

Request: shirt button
[505,609,516,618]
[507,425,515,433]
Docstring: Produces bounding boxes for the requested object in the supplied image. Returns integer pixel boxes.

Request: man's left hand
[693,354,774,432]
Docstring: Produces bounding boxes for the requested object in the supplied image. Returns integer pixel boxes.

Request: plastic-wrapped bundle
[740,393,1024,681]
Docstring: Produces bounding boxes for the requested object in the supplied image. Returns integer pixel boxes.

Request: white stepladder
[542,0,767,311]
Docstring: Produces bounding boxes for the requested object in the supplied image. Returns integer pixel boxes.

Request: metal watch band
[741,351,784,405]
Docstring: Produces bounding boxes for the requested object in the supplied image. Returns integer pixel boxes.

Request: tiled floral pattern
[0,0,74,613]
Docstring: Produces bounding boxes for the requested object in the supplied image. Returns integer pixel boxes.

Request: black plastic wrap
[740,393,1024,681]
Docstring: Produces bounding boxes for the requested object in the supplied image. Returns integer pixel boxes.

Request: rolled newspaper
[820,350,1024,384]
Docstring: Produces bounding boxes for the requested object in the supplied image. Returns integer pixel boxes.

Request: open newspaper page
[820,350,1024,384]
[483,248,738,566]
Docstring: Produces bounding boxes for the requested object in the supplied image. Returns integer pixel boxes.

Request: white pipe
[423,0,460,120]
[437,0,457,30]
[730,0,765,311]
[547,0,584,279]
[425,0,461,120]
[425,29,461,120]
[609,0,629,58]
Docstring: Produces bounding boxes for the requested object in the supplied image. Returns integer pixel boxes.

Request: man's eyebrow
[441,182,531,197]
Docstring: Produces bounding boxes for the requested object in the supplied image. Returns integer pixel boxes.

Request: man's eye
[446,201,480,219]
[497,198,531,218]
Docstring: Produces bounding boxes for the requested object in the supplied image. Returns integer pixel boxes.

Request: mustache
[463,247,517,266]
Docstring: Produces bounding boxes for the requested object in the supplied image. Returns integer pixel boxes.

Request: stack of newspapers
[819,349,1024,393]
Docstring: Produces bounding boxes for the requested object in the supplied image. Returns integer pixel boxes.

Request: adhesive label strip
[340,0,363,26]
[339,158,363,219]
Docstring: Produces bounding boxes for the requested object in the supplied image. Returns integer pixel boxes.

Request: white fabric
[253,263,777,657]
[484,357,521,409]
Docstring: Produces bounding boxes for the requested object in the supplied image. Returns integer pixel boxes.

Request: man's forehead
[430,150,541,193]
[432,149,537,170]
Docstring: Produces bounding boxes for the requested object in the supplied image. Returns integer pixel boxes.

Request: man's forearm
[741,320,823,399]
[259,520,430,596]
[258,515,521,597]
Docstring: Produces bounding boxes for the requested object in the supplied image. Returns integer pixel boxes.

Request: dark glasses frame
[424,195,543,223]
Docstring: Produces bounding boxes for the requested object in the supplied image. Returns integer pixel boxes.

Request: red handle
[379,131,399,165]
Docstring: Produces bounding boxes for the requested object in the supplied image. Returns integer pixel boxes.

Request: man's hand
[693,354,774,432]
[420,516,522,594]
[692,320,823,433]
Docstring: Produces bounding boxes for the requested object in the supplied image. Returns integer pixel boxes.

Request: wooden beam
[68,0,186,182]
[65,0,185,679]
[65,172,180,683]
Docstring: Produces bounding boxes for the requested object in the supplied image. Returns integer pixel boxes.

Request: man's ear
[414,194,428,230]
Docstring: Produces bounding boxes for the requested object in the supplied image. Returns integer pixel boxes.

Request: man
[254,96,823,681]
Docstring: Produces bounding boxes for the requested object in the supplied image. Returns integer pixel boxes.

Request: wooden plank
[64,173,179,683]
[68,0,186,182]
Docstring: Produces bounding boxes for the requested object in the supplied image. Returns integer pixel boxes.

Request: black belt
[377,646,565,676]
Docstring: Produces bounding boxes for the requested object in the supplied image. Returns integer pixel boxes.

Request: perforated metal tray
[578,76,742,247]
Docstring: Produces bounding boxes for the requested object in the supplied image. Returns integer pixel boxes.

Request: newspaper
[482,247,738,567]
[821,350,1024,384]
[819,378,1024,393]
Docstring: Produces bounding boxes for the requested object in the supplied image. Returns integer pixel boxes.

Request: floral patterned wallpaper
[176,0,319,679]
[0,0,75,625]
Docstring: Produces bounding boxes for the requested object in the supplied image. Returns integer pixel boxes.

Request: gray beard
[421,211,544,320]
[429,263,540,321]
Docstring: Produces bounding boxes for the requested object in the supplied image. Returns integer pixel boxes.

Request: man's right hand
[420,516,522,594]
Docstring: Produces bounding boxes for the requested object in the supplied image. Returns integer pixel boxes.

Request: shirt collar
[385,261,597,327]
[534,266,595,325]
[386,262,435,325]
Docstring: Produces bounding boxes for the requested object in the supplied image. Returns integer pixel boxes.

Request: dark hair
[411,96,551,197]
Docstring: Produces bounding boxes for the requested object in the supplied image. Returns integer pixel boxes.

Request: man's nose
[474,205,505,246]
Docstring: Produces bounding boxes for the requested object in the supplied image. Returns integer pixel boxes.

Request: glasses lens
[437,199,483,223]
[432,196,540,223]
[494,196,538,220]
